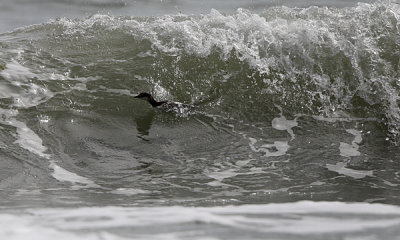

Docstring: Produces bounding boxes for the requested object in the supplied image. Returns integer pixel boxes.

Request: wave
[1,201,400,239]
[0,2,400,140]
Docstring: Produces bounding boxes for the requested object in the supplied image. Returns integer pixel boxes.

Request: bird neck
[148,97,166,107]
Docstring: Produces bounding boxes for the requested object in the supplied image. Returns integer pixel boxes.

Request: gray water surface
[1,1,400,239]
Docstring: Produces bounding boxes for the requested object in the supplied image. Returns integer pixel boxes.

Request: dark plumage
[134,92,193,116]
[134,92,167,107]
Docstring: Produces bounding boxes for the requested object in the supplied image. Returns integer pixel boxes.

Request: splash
[1,201,400,239]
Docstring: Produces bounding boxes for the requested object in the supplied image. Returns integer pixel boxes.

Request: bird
[134,92,193,115]
[134,92,167,107]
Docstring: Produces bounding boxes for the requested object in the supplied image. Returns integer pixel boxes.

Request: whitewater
[0,1,400,239]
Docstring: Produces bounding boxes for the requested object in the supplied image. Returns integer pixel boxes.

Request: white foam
[0,62,101,189]
[326,162,374,179]
[339,129,362,157]
[339,142,360,157]
[312,112,378,123]
[0,60,35,82]
[383,180,399,187]
[49,162,102,190]
[13,120,51,159]
[0,61,54,158]
[207,169,238,183]
[206,165,264,186]
[205,166,243,187]
[0,201,399,240]
[235,159,252,166]
[249,137,289,157]
[106,89,137,97]
[0,108,102,189]
[0,109,50,159]
[271,115,298,140]
[0,61,53,108]
[110,188,151,196]
[209,112,295,158]
[312,111,353,123]
[247,112,297,157]
[0,213,126,240]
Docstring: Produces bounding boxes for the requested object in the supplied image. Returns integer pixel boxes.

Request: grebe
[134,92,193,115]
[134,92,167,107]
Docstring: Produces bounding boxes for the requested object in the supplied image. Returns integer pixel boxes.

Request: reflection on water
[134,108,155,136]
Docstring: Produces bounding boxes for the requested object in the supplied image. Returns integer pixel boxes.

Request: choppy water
[1,1,400,239]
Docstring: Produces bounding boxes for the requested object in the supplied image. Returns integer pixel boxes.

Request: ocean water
[1,0,400,239]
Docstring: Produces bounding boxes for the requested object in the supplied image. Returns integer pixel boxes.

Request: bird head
[134,92,153,101]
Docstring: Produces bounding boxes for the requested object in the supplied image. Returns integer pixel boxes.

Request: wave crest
[1,2,400,140]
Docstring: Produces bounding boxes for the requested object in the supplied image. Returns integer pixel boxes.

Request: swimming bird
[134,92,193,115]
[134,92,167,107]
